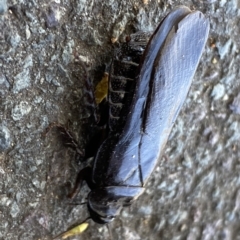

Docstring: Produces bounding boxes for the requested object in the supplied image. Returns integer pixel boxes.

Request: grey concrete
[0,0,239,239]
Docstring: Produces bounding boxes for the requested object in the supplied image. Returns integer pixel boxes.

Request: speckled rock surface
[0,0,239,240]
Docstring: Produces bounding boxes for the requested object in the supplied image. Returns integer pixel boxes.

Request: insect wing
[105,8,209,186]
[139,10,210,182]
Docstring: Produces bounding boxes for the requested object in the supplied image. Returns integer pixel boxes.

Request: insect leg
[68,166,95,199]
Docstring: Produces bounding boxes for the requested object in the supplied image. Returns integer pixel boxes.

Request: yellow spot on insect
[95,72,109,104]
[53,222,89,239]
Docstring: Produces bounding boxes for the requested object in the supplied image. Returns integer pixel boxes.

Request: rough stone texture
[0,0,7,15]
[0,0,239,240]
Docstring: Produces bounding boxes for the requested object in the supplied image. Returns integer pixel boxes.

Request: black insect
[69,6,210,226]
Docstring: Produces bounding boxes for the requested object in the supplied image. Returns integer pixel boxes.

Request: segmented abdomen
[108,32,152,132]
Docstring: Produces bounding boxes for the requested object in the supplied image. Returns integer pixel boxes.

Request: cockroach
[58,5,210,235]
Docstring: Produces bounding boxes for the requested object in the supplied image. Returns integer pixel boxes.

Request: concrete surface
[0,0,239,239]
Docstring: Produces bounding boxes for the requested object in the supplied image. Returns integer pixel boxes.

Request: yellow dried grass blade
[95,72,109,104]
[53,222,89,239]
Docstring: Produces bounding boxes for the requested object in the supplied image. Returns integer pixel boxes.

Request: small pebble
[211,83,225,100]
[0,125,11,152]
[11,101,32,121]
[230,93,240,114]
